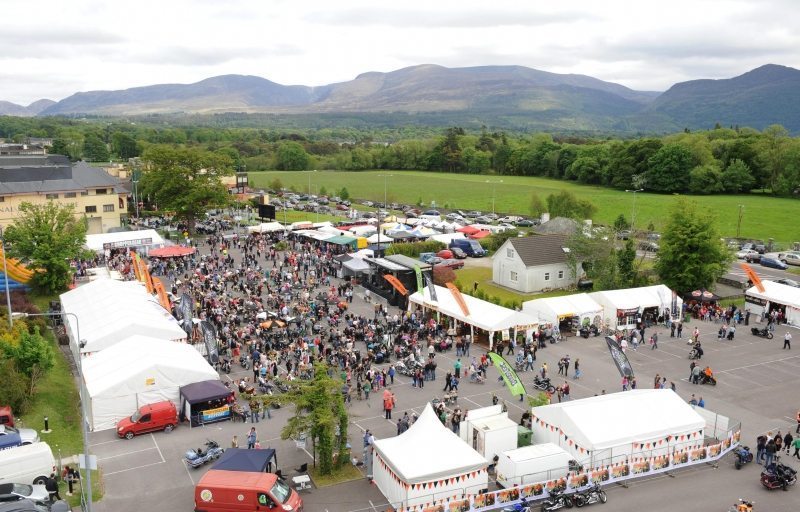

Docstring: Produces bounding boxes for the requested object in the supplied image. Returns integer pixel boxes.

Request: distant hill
[647,64,800,131]
[0,99,55,116]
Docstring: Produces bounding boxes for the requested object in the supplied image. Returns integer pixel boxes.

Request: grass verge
[454,266,573,305]
[309,464,364,488]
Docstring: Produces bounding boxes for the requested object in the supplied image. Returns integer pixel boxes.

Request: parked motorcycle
[239,354,250,370]
[688,346,703,360]
[572,482,607,507]
[533,375,556,393]
[760,458,797,490]
[578,325,600,338]
[728,498,753,512]
[219,358,231,374]
[698,371,717,386]
[733,446,753,470]
[502,497,532,512]
[185,440,224,469]
[541,489,574,511]
[751,327,774,339]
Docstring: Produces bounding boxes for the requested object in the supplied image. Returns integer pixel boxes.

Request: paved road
[87,231,800,512]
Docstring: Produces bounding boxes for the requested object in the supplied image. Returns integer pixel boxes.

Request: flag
[179,293,194,335]
[383,274,408,295]
[445,282,470,316]
[488,352,526,397]
[200,320,219,364]
[414,265,424,293]
[423,272,438,302]
[605,336,634,378]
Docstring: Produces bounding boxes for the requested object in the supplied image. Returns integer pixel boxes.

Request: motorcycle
[219,358,231,374]
[698,371,717,386]
[239,354,250,370]
[533,375,556,393]
[578,325,600,339]
[728,498,753,512]
[502,497,532,512]
[541,488,574,511]
[688,345,703,360]
[572,482,607,507]
[185,440,224,469]
[760,458,797,490]
[751,327,774,339]
[733,446,753,470]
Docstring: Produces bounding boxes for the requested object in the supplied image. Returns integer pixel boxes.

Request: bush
[0,358,30,413]
[385,240,446,258]
[433,266,456,286]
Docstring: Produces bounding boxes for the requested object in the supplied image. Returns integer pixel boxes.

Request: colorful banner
[423,273,438,302]
[740,262,765,292]
[179,293,194,335]
[488,352,526,398]
[200,320,219,364]
[605,336,634,378]
[384,274,409,295]
[414,265,424,293]
[200,405,231,422]
[445,282,470,317]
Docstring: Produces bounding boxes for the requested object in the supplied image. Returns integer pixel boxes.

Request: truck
[449,238,486,257]
[194,469,303,512]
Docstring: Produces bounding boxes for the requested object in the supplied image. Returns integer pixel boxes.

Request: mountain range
[2,64,800,133]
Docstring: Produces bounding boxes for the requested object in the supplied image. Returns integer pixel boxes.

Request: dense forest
[1,115,799,197]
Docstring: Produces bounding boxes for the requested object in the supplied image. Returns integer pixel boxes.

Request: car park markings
[97,446,158,461]
[105,460,166,477]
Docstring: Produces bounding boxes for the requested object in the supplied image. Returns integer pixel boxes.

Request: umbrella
[149,246,196,258]
[687,289,719,302]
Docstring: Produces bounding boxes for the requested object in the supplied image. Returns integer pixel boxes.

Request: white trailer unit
[468,415,519,462]
[496,443,574,488]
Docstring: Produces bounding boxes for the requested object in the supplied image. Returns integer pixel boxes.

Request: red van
[195,470,303,512]
[117,401,178,439]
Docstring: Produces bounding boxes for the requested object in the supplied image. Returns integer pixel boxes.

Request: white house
[492,235,580,293]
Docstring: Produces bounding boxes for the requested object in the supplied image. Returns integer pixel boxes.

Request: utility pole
[625,189,644,233]
[736,205,745,239]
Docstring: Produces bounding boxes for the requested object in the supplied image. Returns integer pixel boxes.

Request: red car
[435,259,465,270]
[436,249,454,259]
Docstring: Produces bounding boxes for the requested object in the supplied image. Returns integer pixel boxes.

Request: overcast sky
[2,0,799,105]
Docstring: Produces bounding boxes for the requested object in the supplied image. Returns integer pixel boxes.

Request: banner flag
[740,263,765,292]
[200,320,219,364]
[488,352,526,397]
[179,293,194,334]
[605,336,634,378]
[445,282,470,316]
[423,272,438,302]
[414,265,424,293]
[383,274,409,295]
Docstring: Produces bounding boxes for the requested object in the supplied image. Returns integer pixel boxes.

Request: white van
[0,442,56,486]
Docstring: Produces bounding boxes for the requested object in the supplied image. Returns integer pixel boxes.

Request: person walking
[383,390,395,420]
[676,321,683,339]
[231,435,239,448]
[562,381,570,401]
[784,331,792,349]
[249,398,260,423]
[454,359,462,379]
[756,435,767,464]
[650,332,659,350]
[764,438,777,468]
[793,437,800,460]
[573,359,581,380]
[45,473,61,503]
[622,376,629,391]
[691,326,700,345]
[247,427,257,449]
[784,432,794,455]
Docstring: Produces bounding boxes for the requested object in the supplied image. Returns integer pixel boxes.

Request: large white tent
[588,284,681,330]
[60,279,187,357]
[81,336,218,431]
[531,390,705,466]
[372,403,488,507]
[522,293,603,328]
[408,285,538,349]
[746,280,800,326]
[247,222,286,234]
[85,229,165,253]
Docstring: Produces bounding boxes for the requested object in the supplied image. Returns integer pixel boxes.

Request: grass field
[249,170,800,246]
[453,266,572,305]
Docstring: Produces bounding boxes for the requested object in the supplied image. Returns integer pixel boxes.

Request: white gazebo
[522,293,603,328]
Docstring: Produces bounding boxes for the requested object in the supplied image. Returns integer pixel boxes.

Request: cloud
[0,27,124,47]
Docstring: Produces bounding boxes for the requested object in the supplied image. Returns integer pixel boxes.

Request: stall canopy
[212,448,277,473]
[746,280,800,326]
[522,293,603,326]
[180,380,231,405]
[531,389,705,465]
[148,245,196,258]
[372,403,488,507]
[326,235,358,249]
[588,284,682,326]
[85,229,165,253]
[409,284,539,334]
[247,222,286,234]
[60,279,187,357]
[81,336,218,431]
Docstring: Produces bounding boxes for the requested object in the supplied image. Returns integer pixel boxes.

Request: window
[0,196,4,203]
[507,248,515,258]
[80,191,88,196]
[138,414,151,423]
[95,188,108,195]
[64,192,77,198]
[45,193,58,200]
[85,205,97,213]
[103,204,115,212]
[558,270,564,279]
[510,271,518,282]
[544,272,551,281]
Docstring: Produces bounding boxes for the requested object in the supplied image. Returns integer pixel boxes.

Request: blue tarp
[212,447,277,473]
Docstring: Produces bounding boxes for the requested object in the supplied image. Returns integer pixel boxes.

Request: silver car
[0,425,39,445]
[0,483,50,508]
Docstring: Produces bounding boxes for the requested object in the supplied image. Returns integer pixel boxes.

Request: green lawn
[453,266,573,305]
[250,170,800,246]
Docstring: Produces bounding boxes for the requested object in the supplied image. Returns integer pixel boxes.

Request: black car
[514,219,536,227]
[775,278,800,288]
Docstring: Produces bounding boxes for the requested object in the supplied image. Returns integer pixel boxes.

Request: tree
[645,144,694,193]
[529,192,545,218]
[0,358,30,413]
[0,328,54,395]
[617,239,637,287]
[722,159,756,193]
[654,199,732,293]
[140,146,233,232]
[613,214,630,232]
[82,134,110,162]
[688,164,724,194]
[49,138,70,157]
[546,190,597,220]
[432,265,456,286]
[275,141,310,170]
[111,132,139,159]
[339,187,350,200]
[268,178,284,192]
[4,202,87,293]
[319,186,328,197]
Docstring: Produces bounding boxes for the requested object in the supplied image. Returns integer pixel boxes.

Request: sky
[2,0,800,105]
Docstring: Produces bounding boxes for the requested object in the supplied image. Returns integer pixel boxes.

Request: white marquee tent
[84,229,165,253]
[522,293,603,327]
[531,389,705,466]
[588,284,681,330]
[372,403,488,507]
[81,336,218,431]
[745,280,800,326]
[60,279,187,358]
[247,222,286,233]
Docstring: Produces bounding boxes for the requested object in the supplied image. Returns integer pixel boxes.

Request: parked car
[474,216,493,224]
[465,211,482,218]
[336,204,349,211]
[436,249,454,260]
[450,239,486,257]
[754,243,767,254]
[499,216,522,224]
[0,483,49,508]
[484,213,499,220]
[117,401,178,440]
[419,252,438,264]
[744,252,762,263]
[638,241,659,252]
[445,213,464,222]
[435,259,465,270]
[760,257,788,270]
[616,230,632,240]
[362,201,374,207]
[778,252,800,266]
[0,425,39,446]
[514,219,537,227]
[736,249,760,260]
[774,278,800,288]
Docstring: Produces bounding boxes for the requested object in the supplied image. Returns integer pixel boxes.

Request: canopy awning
[148,246,196,258]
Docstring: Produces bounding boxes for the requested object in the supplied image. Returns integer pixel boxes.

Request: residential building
[492,234,582,293]
[0,143,46,156]
[0,155,126,234]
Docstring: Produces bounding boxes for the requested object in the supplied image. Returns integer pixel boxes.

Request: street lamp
[486,180,503,216]
[377,174,393,246]
[12,311,93,512]
[736,205,745,239]
[0,227,12,328]
[625,189,644,233]
[306,170,317,197]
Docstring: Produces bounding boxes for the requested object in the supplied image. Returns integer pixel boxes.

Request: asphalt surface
[86,230,800,512]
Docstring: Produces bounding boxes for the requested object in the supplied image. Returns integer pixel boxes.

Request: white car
[0,483,50,507]
[498,215,522,223]
[0,425,39,446]
[736,249,759,260]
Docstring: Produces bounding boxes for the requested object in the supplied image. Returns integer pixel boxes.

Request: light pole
[0,227,12,328]
[12,311,92,512]
[736,205,745,239]
[486,180,503,216]
[377,174,393,246]
[625,189,644,233]
[306,169,317,197]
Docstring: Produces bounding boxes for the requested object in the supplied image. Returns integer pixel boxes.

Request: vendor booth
[247,222,286,234]
[179,380,235,427]
[496,443,574,489]
[81,336,218,431]
[745,280,800,326]
[372,403,489,508]
[522,293,603,333]
[212,448,278,474]
[530,389,705,467]
[467,414,519,462]
[85,229,165,254]
[588,284,681,330]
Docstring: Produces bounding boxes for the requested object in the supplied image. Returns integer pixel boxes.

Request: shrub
[385,240,446,258]
[433,266,456,286]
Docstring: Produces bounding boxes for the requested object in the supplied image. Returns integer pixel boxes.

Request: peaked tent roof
[747,279,800,308]
[372,403,488,483]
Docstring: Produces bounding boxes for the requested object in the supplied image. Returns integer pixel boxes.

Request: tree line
[2,116,799,196]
